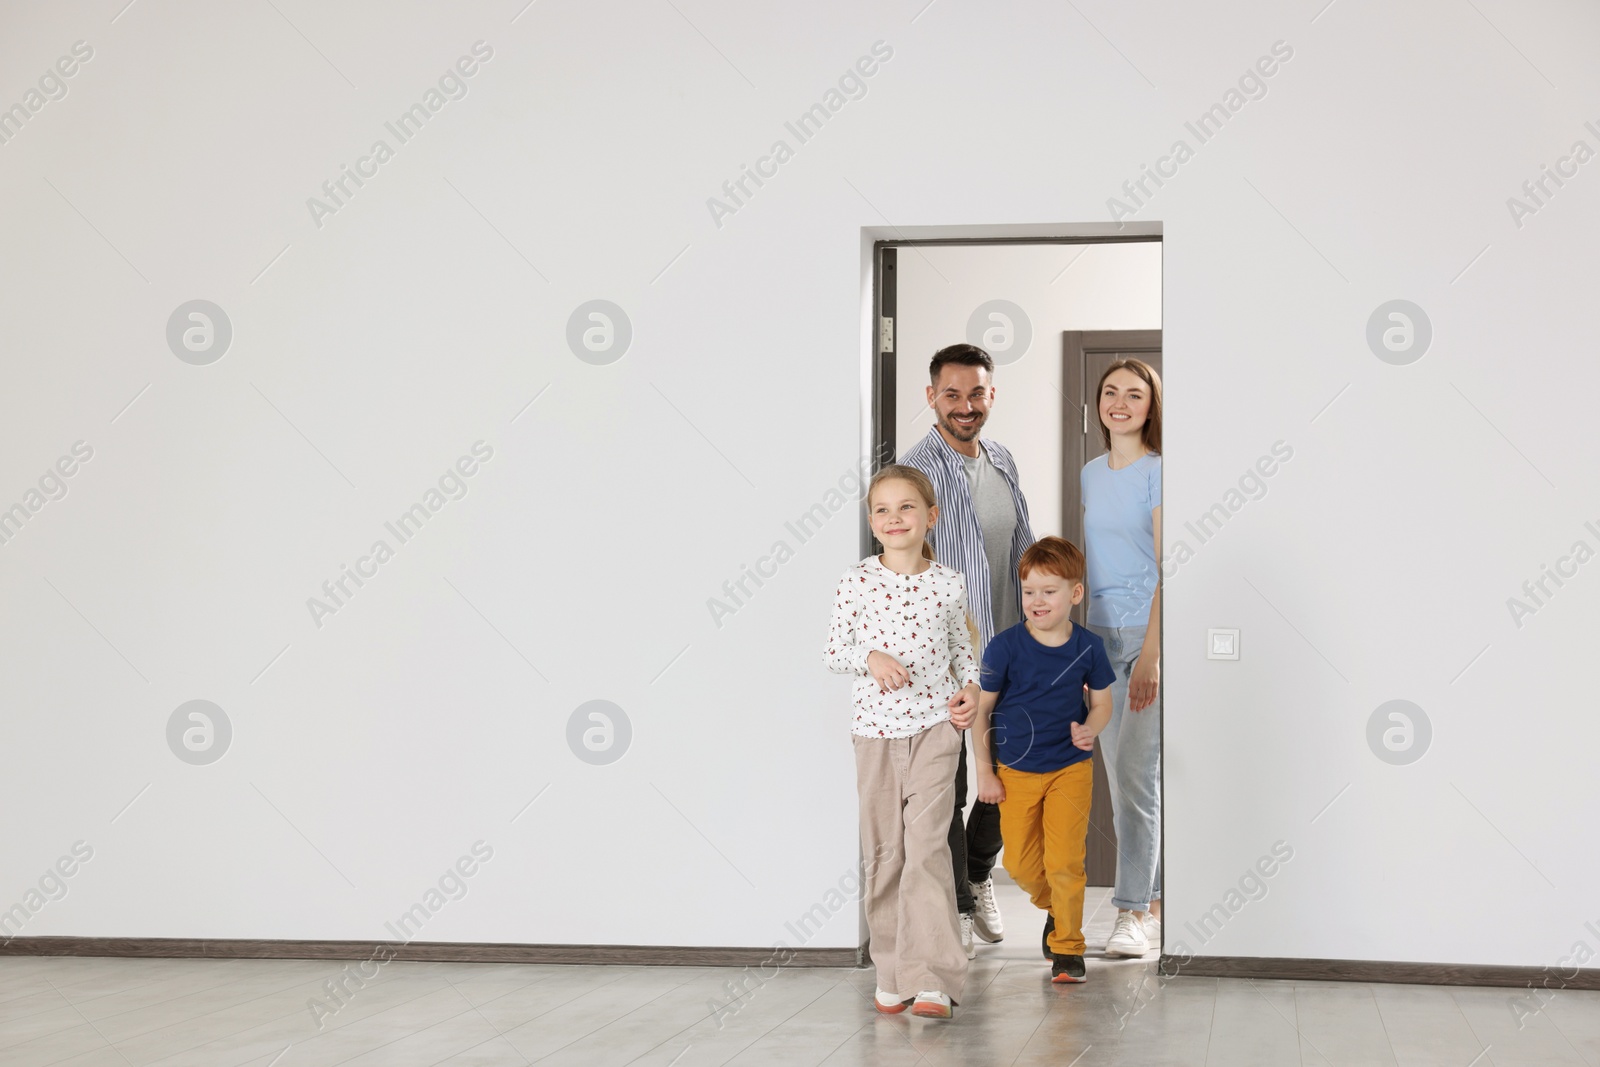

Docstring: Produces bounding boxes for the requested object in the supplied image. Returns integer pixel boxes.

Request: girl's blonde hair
[867,464,938,562]
[964,614,982,654]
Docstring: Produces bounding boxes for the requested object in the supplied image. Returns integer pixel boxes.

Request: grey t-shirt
[961,447,1020,648]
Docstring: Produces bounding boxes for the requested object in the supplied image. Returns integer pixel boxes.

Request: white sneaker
[959,912,976,959]
[911,990,952,1018]
[969,878,1004,942]
[1145,915,1162,946]
[1105,911,1150,958]
[874,988,907,1014]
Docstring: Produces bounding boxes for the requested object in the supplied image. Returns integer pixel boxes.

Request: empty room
[1,2,1596,1065]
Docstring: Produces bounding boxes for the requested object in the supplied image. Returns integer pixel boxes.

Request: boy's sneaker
[1146,915,1162,946]
[874,989,908,1014]
[1051,954,1087,984]
[911,991,953,1018]
[1041,915,1055,960]
[1105,912,1150,958]
[959,912,976,959]
[969,878,1004,941]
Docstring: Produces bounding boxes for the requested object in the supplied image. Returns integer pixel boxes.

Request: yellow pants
[998,759,1093,955]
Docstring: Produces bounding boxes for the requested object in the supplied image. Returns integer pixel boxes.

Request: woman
[1080,358,1162,958]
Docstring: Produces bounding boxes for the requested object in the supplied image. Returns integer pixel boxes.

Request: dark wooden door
[1061,331,1163,888]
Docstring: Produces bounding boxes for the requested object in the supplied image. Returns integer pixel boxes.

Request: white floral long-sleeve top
[824,555,979,738]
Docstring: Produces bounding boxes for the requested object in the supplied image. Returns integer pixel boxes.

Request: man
[899,343,1036,957]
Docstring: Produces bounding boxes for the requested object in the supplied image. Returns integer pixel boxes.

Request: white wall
[893,241,1162,535]
[2,0,1596,968]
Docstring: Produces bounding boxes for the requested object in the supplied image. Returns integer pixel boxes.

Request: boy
[952,536,1114,983]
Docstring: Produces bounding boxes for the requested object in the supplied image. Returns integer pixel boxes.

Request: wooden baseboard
[7,938,1588,991]
[1161,953,1600,991]
[0,937,863,968]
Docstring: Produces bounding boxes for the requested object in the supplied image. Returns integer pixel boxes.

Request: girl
[824,464,979,1019]
[1080,359,1164,959]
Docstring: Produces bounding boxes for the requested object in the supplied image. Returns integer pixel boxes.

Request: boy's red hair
[1017,536,1086,582]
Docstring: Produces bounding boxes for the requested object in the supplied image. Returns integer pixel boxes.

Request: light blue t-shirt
[1081,452,1161,627]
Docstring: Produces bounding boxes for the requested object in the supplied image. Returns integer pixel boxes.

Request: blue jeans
[1088,623,1161,912]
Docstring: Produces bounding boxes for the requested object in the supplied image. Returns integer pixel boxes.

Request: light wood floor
[3,884,1596,1066]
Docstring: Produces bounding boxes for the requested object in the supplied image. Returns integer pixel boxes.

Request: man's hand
[867,650,910,693]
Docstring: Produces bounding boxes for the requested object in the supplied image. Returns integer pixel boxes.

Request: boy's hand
[947,683,980,728]
[1070,720,1098,752]
[866,651,909,693]
[976,770,1005,805]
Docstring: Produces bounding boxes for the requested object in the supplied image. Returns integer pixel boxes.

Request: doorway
[1063,329,1163,886]
[866,233,1163,891]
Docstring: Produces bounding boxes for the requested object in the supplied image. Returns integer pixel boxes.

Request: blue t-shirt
[980,622,1117,774]
[1081,452,1162,627]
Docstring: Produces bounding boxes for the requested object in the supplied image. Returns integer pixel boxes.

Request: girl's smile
[868,476,940,576]
[870,481,937,547]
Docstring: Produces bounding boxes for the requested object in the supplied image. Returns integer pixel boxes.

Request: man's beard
[938,409,985,442]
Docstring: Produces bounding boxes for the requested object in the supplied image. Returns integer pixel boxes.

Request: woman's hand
[976,769,1005,805]
[947,683,980,728]
[1129,653,1160,711]
[867,650,910,693]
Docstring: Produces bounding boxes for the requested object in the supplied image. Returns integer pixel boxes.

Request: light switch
[1207,628,1239,660]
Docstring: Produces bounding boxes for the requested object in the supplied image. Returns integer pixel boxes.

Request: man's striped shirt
[899,427,1036,650]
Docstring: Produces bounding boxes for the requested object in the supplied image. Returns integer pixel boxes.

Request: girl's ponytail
[921,538,936,562]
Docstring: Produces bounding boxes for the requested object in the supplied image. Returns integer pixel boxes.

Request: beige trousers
[853,722,967,1001]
